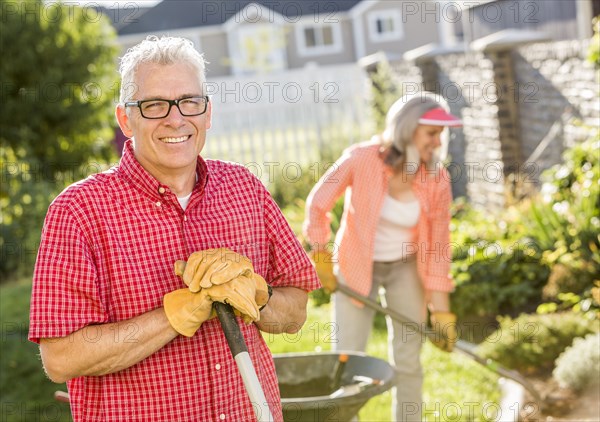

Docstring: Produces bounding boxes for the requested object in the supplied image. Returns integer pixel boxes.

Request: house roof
[118,0,364,35]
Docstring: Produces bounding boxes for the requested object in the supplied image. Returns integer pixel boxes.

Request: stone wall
[389,38,598,209]
[515,39,597,172]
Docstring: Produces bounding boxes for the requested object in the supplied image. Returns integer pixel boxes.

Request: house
[115,0,446,77]
[451,0,598,45]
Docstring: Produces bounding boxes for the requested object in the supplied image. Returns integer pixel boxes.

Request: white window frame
[367,9,403,42]
[295,21,343,57]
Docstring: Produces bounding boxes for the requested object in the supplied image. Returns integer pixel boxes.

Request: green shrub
[368,59,402,133]
[531,138,600,302]
[588,16,600,69]
[0,148,62,278]
[553,333,600,391]
[476,312,599,374]
[450,201,549,319]
[451,137,600,321]
[451,237,549,319]
[272,162,344,308]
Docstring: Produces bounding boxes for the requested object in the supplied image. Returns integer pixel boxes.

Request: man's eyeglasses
[124,96,210,119]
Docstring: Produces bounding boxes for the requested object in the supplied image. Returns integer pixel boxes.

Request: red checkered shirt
[29,140,320,422]
[303,140,454,297]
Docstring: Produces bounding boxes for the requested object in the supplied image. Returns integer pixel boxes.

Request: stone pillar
[469,30,549,205]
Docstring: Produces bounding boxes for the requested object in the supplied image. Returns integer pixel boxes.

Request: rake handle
[175,260,274,421]
[327,280,544,406]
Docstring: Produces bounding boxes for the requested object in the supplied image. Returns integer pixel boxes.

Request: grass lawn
[1,278,500,422]
[0,278,71,422]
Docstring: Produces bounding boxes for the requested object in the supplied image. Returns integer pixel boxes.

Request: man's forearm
[40,307,178,383]
[255,286,308,334]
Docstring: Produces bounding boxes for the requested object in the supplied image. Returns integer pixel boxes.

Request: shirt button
[155,202,161,207]
[215,364,221,370]
[158,187,166,194]
[219,414,226,420]
[183,216,188,222]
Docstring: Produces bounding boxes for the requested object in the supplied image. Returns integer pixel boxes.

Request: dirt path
[523,379,600,421]
[545,383,600,422]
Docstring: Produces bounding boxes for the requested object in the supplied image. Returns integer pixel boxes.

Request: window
[304,26,334,48]
[296,23,342,56]
[230,24,287,75]
[368,9,403,42]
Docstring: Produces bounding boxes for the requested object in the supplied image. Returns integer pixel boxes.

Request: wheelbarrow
[274,351,396,422]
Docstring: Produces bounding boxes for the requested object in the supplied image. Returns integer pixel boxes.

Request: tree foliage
[0,0,120,277]
[368,59,401,133]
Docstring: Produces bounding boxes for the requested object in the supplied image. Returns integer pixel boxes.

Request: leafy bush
[451,137,600,321]
[531,138,600,303]
[450,200,549,319]
[368,59,402,132]
[588,16,600,69]
[553,333,600,391]
[0,1,119,279]
[476,312,599,374]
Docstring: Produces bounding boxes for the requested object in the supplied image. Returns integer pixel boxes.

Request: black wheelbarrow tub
[274,351,396,422]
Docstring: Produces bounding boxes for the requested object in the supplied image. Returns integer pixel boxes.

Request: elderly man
[29,36,320,422]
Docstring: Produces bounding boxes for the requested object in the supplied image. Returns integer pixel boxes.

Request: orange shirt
[304,140,454,297]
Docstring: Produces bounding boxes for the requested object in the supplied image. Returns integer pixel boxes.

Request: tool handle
[214,302,247,357]
[329,281,544,406]
[214,302,273,421]
[175,260,274,421]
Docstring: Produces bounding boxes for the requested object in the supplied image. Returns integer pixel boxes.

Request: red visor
[418,107,462,127]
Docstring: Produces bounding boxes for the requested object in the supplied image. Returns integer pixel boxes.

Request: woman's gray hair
[381,91,451,171]
[118,36,207,104]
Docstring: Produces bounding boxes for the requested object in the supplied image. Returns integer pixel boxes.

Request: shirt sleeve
[422,168,454,292]
[29,203,108,343]
[302,148,355,248]
[263,189,321,292]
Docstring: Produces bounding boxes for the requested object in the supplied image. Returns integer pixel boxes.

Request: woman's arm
[303,150,355,247]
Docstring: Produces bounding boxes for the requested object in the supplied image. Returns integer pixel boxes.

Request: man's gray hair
[118,36,207,104]
[381,92,451,171]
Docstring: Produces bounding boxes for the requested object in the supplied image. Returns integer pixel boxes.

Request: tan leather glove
[163,288,215,337]
[429,311,458,352]
[310,249,336,291]
[182,248,255,292]
[204,273,270,324]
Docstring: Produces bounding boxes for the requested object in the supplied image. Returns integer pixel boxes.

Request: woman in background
[303,92,461,421]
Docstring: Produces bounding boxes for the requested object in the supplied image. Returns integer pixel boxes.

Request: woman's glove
[163,288,215,337]
[310,249,336,290]
[181,248,255,292]
[429,311,458,352]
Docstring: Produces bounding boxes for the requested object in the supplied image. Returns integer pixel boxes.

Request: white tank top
[372,195,420,262]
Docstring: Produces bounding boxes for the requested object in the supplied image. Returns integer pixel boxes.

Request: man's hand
[181,248,255,292]
[203,273,269,324]
[429,311,458,352]
[163,289,215,337]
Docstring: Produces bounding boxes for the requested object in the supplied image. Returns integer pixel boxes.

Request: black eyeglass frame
[124,95,210,119]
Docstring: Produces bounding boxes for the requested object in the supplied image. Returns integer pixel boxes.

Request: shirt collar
[118,139,208,200]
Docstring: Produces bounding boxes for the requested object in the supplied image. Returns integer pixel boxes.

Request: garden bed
[521,376,600,422]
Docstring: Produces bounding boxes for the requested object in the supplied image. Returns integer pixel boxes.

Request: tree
[368,59,401,133]
[0,0,120,277]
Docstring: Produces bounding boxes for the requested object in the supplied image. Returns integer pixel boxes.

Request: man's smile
[159,135,190,144]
